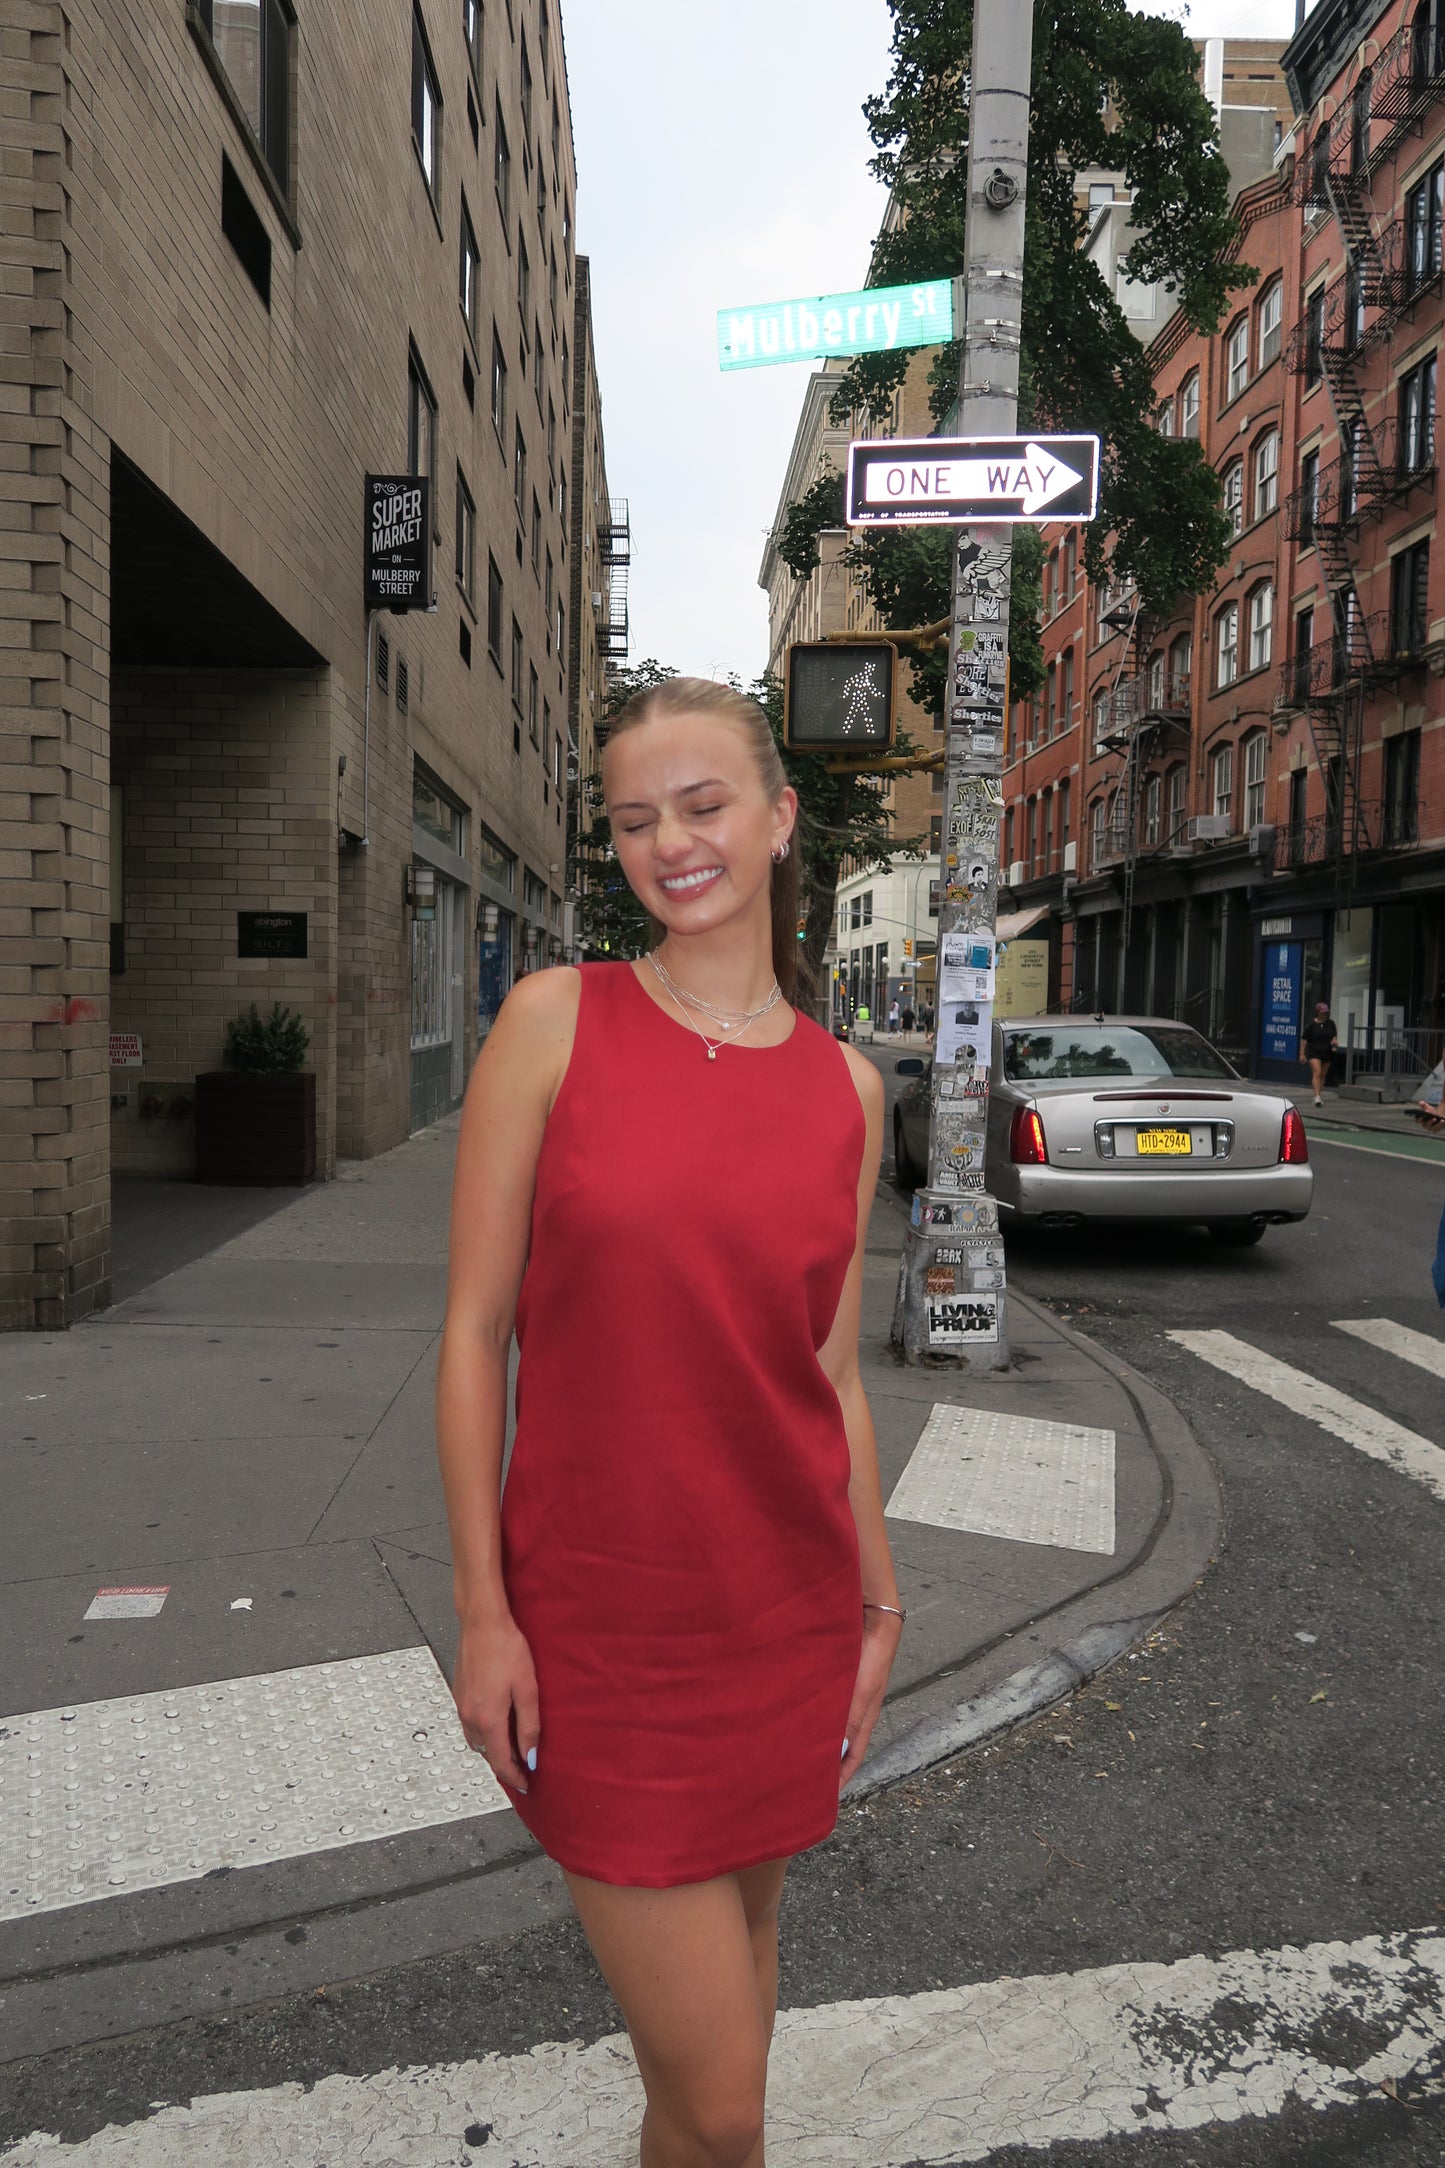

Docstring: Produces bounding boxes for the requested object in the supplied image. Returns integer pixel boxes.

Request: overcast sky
[563,0,1310,686]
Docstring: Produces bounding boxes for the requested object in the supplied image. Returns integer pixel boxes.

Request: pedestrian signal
[783,641,898,753]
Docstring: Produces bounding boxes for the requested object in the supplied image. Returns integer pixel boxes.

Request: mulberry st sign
[847,434,1101,526]
[717,278,955,371]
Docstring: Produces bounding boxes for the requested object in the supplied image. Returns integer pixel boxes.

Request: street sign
[718,279,954,372]
[783,641,897,753]
[364,474,431,610]
[847,434,1100,526]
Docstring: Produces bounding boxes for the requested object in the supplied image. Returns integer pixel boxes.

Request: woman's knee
[660,2079,766,2167]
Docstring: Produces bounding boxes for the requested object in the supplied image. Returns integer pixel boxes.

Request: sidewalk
[0,1115,1219,2060]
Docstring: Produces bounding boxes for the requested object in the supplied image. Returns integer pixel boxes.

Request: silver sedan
[893,1015,1314,1247]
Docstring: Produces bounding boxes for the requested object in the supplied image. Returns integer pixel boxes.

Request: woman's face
[602,711,795,939]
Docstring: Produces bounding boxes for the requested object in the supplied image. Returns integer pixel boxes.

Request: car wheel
[1207,1221,1266,1247]
[894,1109,921,1190]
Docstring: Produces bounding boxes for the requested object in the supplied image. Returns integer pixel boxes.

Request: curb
[844,1283,1226,1802]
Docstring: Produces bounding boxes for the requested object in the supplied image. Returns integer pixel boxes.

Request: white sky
[564,1,1310,684]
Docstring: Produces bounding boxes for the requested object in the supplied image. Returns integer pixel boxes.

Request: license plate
[1137,1127,1192,1156]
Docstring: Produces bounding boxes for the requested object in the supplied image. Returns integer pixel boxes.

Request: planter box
[194,1070,316,1185]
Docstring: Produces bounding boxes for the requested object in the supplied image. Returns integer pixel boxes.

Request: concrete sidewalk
[1,1112,1220,2059]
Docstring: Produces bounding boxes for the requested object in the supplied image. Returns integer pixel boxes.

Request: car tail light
[1279,1104,1309,1164]
[1010,1105,1048,1165]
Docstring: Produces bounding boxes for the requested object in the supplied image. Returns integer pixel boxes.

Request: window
[1063,531,1076,597]
[1169,633,1192,701]
[1059,777,1070,846]
[532,317,543,400]
[1243,732,1267,828]
[490,327,507,440]
[1092,688,1110,750]
[459,198,480,340]
[548,245,559,320]
[454,468,475,604]
[517,236,530,317]
[494,100,511,218]
[1292,604,1315,702]
[376,628,390,692]
[1257,279,1283,368]
[1157,399,1175,439]
[527,661,539,744]
[1384,727,1421,844]
[1222,460,1244,536]
[407,348,436,497]
[1345,257,1366,351]
[1044,550,1056,617]
[1399,353,1437,475]
[544,546,553,616]
[551,92,560,173]
[1351,65,1372,172]
[1148,651,1165,710]
[530,490,542,573]
[1304,285,1326,386]
[1225,315,1249,400]
[1248,583,1274,672]
[1391,536,1431,653]
[220,155,271,305]
[510,617,524,710]
[411,885,454,1051]
[537,158,547,233]
[1180,371,1200,439]
[1061,647,1074,728]
[1212,743,1234,825]
[1404,161,1444,295]
[197,0,291,192]
[1167,762,1187,842]
[513,424,527,517]
[1044,661,1055,737]
[1287,767,1308,857]
[1027,796,1039,874]
[463,0,481,78]
[1216,601,1239,687]
[1299,447,1321,546]
[538,0,550,77]
[519,37,533,133]
[1143,772,1162,847]
[1254,430,1279,520]
[412,10,441,195]
[486,554,503,661]
[1090,797,1106,869]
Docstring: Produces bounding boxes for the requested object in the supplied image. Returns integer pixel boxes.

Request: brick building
[565,251,626,955]
[3,0,611,1327]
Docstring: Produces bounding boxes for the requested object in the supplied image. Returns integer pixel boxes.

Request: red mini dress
[499,960,867,1887]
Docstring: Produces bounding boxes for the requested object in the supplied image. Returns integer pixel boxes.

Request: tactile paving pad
[886,1405,1116,1555]
[0,1646,511,1922]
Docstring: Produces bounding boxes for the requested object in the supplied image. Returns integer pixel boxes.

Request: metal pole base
[890,1188,1011,1368]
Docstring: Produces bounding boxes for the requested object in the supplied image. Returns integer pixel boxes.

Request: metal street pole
[892,0,1032,1367]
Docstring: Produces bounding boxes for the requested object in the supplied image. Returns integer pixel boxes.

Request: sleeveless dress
[498,960,867,1887]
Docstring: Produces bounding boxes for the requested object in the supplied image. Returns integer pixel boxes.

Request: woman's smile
[657,865,725,895]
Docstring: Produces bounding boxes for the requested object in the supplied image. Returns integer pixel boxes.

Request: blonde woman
[436,677,904,2166]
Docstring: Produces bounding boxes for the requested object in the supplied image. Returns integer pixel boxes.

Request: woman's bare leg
[735,1856,790,2047]
[563,1865,774,2168]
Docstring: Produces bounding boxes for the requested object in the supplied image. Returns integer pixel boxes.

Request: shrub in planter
[195,1003,316,1185]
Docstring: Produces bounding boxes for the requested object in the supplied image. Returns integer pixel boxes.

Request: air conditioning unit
[1248,822,1276,856]
[1006,860,1026,887]
[1061,839,1077,873]
[590,591,604,610]
[1189,814,1232,843]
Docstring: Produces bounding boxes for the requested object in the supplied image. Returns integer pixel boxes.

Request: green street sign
[717,278,954,372]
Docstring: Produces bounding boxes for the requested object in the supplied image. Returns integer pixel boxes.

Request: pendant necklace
[648,952,782,1059]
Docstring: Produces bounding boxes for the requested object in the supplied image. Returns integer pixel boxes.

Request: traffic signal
[783,640,898,753]
[796,916,807,941]
[904,938,914,959]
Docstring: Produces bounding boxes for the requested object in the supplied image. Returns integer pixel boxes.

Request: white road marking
[5,1926,1441,2164]
[1333,1315,1445,1380]
[1168,1329,1445,1503]
[886,1405,1115,1554]
[0,1648,509,1923]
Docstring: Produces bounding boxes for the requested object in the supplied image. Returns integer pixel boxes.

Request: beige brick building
[3,0,611,1327]
[566,249,625,923]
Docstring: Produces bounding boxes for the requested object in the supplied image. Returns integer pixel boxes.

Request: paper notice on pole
[936,1002,993,1069]
[939,931,996,1005]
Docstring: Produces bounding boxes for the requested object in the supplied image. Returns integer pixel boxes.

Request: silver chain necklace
[648,952,782,1059]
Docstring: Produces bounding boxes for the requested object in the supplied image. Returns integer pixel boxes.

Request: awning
[996,905,1051,940]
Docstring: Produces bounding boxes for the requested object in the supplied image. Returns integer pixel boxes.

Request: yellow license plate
[1137,1127,1192,1156]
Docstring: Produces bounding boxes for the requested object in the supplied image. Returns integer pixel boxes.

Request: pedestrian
[1410,1053,1444,1128]
[435,676,903,2168]
[1299,1000,1338,1108]
[888,997,900,1035]
[901,1000,916,1035]
[923,1000,935,1037]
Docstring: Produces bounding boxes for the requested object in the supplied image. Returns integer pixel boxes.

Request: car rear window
[1002,1025,1236,1082]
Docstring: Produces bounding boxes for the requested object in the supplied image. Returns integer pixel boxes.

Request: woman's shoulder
[825,1031,884,1119]
[502,963,583,1027]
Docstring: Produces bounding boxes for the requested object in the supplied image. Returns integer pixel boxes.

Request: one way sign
[846,433,1100,527]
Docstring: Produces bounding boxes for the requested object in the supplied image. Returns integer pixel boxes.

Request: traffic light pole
[891,0,1032,1367]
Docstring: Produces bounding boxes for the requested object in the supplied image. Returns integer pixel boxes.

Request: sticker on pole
[927,1294,1000,1347]
[847,434,1100,526]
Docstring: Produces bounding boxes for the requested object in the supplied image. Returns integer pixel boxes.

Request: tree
[776,0,1245,680]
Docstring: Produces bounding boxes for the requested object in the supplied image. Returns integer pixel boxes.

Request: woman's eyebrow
[607,777,734,814]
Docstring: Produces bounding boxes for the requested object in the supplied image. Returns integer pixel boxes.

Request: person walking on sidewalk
[888,997,900,1035]
[1300,1002,1338,1107]
[435,676,903,2168]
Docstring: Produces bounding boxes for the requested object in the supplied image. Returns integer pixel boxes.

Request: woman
[435,677,903,2168]
[1300,1000,1338,1108]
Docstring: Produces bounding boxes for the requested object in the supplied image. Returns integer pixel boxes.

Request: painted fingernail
[841,1738,851,1757]
[526,1747,537,1772]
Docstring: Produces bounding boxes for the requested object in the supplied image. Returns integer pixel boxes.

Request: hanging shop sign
[364,474,431,611]
[846,434,1100,526]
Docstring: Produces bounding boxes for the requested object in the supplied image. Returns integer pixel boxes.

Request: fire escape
[1278,10,1445,875]
[596,497,631,675]
[1096,627,1193,961]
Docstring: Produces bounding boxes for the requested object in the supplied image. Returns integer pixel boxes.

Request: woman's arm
[435,966,580,1793]
[816,1050,902,1785]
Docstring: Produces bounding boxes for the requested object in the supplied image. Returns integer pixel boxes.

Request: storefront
[409,765,470,1132]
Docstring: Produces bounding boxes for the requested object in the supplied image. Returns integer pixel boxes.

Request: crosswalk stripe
[5,1926,1441,2164]
[1333,1315,1445,1379]
[1168,1329,1445,1503]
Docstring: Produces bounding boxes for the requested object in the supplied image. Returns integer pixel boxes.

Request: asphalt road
[5,1066,1444,2164]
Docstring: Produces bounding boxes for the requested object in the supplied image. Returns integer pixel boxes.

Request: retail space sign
[847,434,1101,526]
[364,474,431,610]
[1259,939,1303,1064]
[717,278,954,371]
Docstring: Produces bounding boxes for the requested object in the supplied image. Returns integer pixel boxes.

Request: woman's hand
[839,1609,904,1790]
[451,1612,540,1795]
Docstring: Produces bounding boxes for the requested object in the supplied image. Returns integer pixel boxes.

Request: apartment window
[1157,398,1175,438]
[532,318,544,401]
[519,37,533,133]
[375,628,390,692]
[544,546,554,616]
[1254,430,1279,520]
[513,424,527,517]
[1222,460,1244,536]
[1180,371,1200,439]
[1212,743,1234,825]
[527,661,539,744]
[1059,777,1071,847]
[1167,762,1187,843]
[1391,536,1431,654]
[556,599,566,656]
[1148,651,1165,710]
[1169,632,1192,699]
[517,235,530,317]
[412,10,441,195]
[197,0,291,192]
[1257,279,1283,368]
[1143,772,1162,847]
[454,468,475,604]
[547,395,557,469]
[510,617,524,710]
[1044,661,1056,737]
[1216,601,1239,687]
[530,490,542,573]
[1090,797,1106,869]
[459,199,480,341]
[494,100,511,218]
[1404,161,1444,294]
[1345,256,1366,351]
[1044,550,1056,617]
[1063,531,1076,597]
[1384,727,1421,844]
[551,91,560,172]
[1304,285,1326,386]
[1106,790,1121,854]
[1287,767,1308,856]
[463,0,481,77]
[548,245,559,320]
[486,553,503,662]
[1092,688,1110,750]
[1248,582,1274,672]
[1225,315,1249,401]
[407,349,436,499]
[1027,796,1039,874]
[1399,353,1437,475]
[1240,730,1267,830]
[490,327,507,440]
[1061,647,1074,728]
[1299,447,1321,545]
[537,158,547,233]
